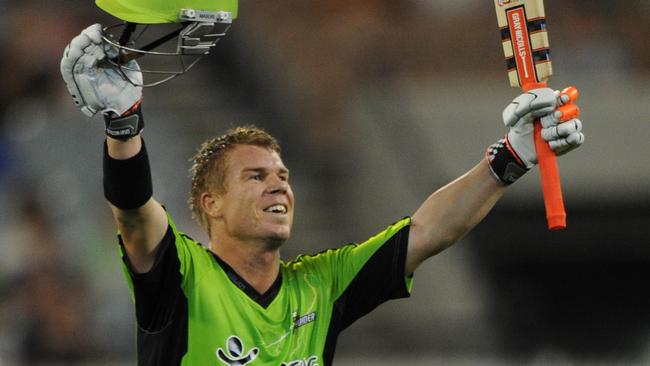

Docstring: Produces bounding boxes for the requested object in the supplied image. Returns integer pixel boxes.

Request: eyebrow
[242,167,290,175]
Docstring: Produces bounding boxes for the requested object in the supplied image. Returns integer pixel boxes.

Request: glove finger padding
[60,23,142,118]
[540,104,585,156]
[548,129,584,156]
[541,118,582,141]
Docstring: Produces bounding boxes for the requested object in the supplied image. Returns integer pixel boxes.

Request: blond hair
[189,126,281,231]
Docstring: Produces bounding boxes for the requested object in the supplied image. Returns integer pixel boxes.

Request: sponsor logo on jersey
[281,356,319,366]
[216,335,259,366]
[216,334,319,366]
[292,311,316,331]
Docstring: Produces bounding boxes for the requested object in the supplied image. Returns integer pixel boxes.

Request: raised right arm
[105,135,168,273]
[60,24,168,273]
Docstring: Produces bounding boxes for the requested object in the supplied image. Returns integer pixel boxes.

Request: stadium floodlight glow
[96,0,238,87]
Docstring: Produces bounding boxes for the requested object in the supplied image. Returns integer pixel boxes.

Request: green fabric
[96,0,238,24]
[122,215,411,365]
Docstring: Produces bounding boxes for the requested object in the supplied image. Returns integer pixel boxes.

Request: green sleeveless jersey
[119,215,413,366]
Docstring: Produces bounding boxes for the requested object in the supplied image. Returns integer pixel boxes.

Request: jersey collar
[210,253,282,309]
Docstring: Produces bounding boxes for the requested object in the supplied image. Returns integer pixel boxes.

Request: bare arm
[107,136,168,273]
[403,87,585,275]
[405,159,506,274]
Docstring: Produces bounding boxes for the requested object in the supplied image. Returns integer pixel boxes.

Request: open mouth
[263,204,287,214]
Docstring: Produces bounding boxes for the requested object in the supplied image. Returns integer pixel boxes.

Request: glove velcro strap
[486,136,530,185]
[104,102,144,141]
[103,139,153,210]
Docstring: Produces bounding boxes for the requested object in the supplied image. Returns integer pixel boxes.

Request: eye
[250,174,263,181]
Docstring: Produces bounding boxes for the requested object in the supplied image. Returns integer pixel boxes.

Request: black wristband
[103,139,153,209]
[486,136,530,185]
[104,102,144,141]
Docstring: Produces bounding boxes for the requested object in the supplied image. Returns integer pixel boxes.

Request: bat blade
[495,0,552,90]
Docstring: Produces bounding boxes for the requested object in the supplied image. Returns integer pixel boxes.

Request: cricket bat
[494,0,566,230]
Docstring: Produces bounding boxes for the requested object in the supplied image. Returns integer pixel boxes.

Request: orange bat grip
[534,121,566,229]
[524,82,566,230]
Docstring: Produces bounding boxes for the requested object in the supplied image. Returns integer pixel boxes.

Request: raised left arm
[405,87,584,275]
[406,159,504,274]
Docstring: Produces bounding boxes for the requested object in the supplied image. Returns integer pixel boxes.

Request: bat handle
[534,120,566,230]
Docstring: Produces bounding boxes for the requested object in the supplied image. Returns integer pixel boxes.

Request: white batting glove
[60,24,142,117]
[503,87,584,168]
[487,87,584,185]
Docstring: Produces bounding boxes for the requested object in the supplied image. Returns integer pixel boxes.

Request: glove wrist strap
[104,101,144,141]
[486,136,530,185]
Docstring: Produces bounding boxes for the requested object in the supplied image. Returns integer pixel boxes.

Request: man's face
[215,144,294,246]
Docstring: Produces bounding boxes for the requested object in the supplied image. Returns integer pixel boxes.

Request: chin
[265,227,291,248]
[265,234,288,250]
[256,219,292,248]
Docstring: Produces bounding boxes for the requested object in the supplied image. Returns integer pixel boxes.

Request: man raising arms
[61,19,583,366]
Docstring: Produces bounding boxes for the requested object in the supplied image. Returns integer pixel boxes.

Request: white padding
[60,23,142,118]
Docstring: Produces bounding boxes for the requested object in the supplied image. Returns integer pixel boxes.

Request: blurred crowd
[0,0,648,364]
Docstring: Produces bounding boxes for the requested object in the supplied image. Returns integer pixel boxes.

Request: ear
[200,191,222,220]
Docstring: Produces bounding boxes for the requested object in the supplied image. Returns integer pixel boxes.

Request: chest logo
[281,356,319,366]
[292,311,316,332]
[216,335,259,366]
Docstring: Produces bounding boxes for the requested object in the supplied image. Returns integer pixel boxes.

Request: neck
[210,235,281,294]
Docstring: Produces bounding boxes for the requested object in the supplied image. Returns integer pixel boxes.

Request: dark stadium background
[0,0,648,364]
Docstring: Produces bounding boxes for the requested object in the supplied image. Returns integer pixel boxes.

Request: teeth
[264,204,286,214]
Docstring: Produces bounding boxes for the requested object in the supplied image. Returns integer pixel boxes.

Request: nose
[266,175,288,195]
